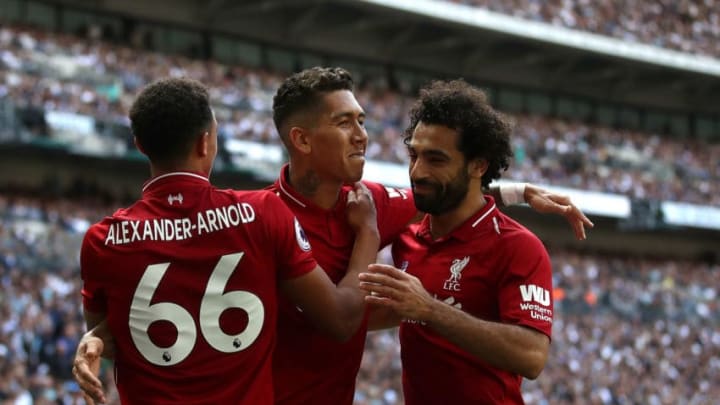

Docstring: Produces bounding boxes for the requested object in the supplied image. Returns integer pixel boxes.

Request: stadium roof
[50,0,720,114]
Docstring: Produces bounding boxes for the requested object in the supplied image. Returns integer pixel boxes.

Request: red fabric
[81,172,316,404]
[394,196,553,404]
[268,165,417,405]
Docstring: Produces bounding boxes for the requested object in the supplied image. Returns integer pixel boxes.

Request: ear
[288,126,312,155]
[196,132,211,157]
[468,158,488,179]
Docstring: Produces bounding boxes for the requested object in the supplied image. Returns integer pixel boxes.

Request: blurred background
[0,0,718,403]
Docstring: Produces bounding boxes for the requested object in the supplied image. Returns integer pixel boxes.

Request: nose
[353,123,368,146]
[409,157,426,182]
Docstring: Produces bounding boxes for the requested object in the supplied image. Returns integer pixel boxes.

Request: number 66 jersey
[80,172,318,405]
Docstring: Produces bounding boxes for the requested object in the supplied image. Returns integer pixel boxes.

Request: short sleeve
[80,226,108,314]
[262,193,319,280]
[497,233,553,338]
[363,181,417,247]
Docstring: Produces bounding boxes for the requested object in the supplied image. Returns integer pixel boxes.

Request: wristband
[499,183,527,206]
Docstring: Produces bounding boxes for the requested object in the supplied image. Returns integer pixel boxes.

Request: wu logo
[519,284,550,306]
[443,256,469,291]
[167,193,184,205]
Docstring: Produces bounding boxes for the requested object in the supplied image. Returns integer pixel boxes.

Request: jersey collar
[142,172,210,194]
[416,195,499,243]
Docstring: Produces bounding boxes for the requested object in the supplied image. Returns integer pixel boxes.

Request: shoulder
[361,180,408,198]
[84,203,133,236]
[496,213,548,255]
[82,220,108,245]
[359,181,414,220]
[263,182,279,193]
[81,213,120,256]
[218,188,285,207]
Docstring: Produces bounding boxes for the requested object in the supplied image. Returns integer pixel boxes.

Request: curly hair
[272,67,354,142]
[403,80,513,188]
[129,77,213,166]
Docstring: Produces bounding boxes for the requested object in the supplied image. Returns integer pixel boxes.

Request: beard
[412,166,470,215]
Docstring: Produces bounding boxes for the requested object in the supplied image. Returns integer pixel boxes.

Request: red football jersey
[268,165,417,405]
[81,172,318,405]
[393,196,553,405]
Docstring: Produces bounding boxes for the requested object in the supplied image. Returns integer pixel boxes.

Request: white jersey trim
[471,203,497,228]
[142,172,209,192]
[277,178,307,208]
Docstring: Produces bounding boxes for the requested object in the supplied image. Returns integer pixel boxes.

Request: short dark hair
[129,77,213,165]
[272,67,354,143]
[403,80,513,188]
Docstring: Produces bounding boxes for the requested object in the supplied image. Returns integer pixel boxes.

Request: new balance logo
[519,284,550,306]
[441,295,462,309]
[167,193,184,205]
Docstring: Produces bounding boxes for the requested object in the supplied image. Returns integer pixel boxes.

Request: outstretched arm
[487,183,594,240]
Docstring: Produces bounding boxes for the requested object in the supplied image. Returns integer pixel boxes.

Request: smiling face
[407,122,471,215]
[306,90,368,183]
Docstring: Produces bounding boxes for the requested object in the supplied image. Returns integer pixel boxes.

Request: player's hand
[524,184,594,240]
[346,182,378,233]
[72,332,106,404]
[359,264,435,322]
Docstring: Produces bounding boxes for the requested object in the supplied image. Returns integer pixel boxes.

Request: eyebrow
[407,146,451,159]
[330,110,366,121]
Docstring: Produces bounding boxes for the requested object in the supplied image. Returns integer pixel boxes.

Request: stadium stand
[0,0,718,404]
[444,0,720,58]
[1,25,718,205]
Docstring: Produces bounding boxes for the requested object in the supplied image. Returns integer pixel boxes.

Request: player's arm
[73,319,111,405]
[486,183,594,240]
[280,183,380,341]
[79,237,117,362]
[405,183,593,239]
[75,234,115,404]
[360,264,549,379]
[83,310,105,333]
[80,312,115,359]
[367,306,403,331]
[424,294,548,379]
[75,299,112,404]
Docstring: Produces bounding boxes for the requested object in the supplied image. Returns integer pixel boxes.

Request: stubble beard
[412,168,469,215]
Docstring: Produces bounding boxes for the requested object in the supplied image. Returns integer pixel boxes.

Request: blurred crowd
[1,192,718,404]
[445,0,720,58]
[0,189,116,405]
[0,24,718,206]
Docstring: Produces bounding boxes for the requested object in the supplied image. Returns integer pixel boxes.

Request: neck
[287,163,342,210]
[149,161,207,179]
[429,184,486,239]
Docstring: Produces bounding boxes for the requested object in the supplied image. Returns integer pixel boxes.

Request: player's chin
[344,162,365,182]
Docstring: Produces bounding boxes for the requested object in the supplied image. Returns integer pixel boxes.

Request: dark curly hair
[272,67,354,144]
[403,80,513,188]
[129,77,213,166]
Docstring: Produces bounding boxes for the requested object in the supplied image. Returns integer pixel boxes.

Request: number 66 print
[129,252,265,366]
